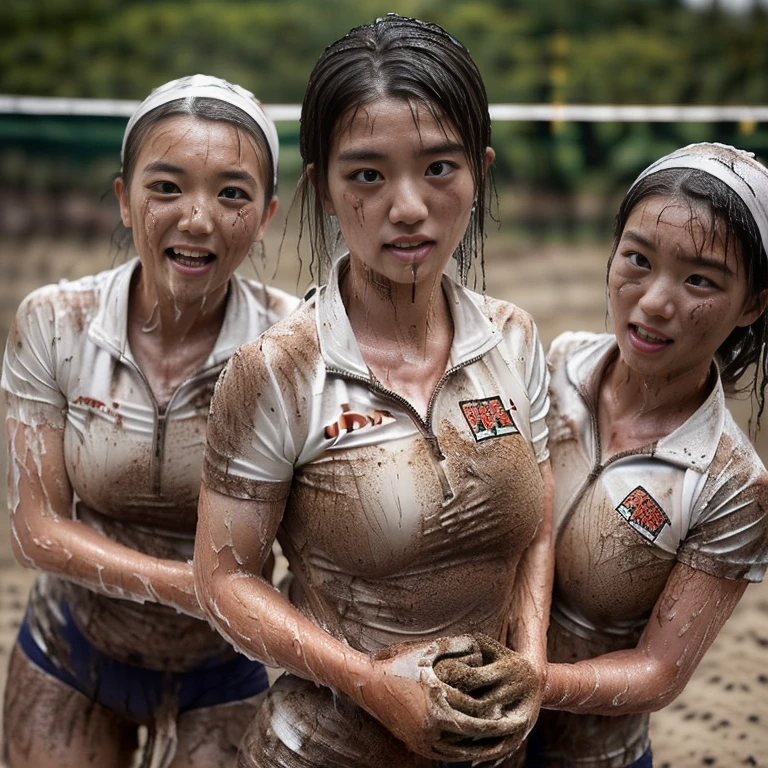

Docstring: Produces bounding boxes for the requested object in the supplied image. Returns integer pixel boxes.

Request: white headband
[121,74,279,188]
[631,142,768,255]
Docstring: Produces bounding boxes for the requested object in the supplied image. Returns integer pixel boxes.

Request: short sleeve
[525,321,550,464]
[677,463,768,583]
[2,287,67,428]
[203,341,299,498]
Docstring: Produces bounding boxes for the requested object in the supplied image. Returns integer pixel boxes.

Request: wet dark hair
[609,167,768,426]
[298,13,493,286]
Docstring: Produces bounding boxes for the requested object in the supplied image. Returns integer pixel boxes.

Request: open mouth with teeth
[631,324,672,344]
[167,248,215,267]
[386,240,432,249]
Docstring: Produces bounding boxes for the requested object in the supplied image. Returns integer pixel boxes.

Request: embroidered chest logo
[615,486,670,542]
[324,403,395,440]
[460,396,519,442]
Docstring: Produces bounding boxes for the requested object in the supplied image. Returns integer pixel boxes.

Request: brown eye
[426,161,452,177]
[151,181,180,195]
[352,169,381,183]
[220,187,247,200]
[628,252,650,269]
[686,274,714,288]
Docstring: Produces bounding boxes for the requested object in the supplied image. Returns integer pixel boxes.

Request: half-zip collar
[565,333,725,473]
[315,254,503,379]
[87,257,282,373]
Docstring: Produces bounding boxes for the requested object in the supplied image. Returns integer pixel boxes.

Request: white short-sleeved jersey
[204,256,550,653]
[2,258,300,670]
[537,330,768,768]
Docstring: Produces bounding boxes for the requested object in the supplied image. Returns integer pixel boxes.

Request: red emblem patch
[460,396,518,442]
[615,486,670,542]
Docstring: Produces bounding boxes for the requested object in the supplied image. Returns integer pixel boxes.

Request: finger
[426,731,526,762]
[432,701,532,738]
[434,633,483,660]
[434,651,539,718]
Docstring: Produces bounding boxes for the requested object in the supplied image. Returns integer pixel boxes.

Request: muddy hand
[432,633,542,757]
[358,635,534,762]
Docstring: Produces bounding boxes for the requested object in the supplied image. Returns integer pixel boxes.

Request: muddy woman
[527,143,768,768]
[1,75,300,767]
[195,14,554,768]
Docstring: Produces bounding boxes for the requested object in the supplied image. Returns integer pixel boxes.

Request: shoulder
[691,409,768,530]
[548,330,611,370]
[472,290,537,335]
[11,270,109,339]
[460,288,542,360]
[235,275,301,321]
[714,412,768,489]
[229,300,320,383]
[548,329,607,359]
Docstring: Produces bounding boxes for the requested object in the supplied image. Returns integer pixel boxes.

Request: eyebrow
[144,161,185,175]
[336,141,466,163]
[622,229,735,276]
[218,169,257,184]
[142,162,256,185]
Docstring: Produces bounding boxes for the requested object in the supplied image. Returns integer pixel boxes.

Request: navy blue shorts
[525,744,652,768]
[18,604,269,721]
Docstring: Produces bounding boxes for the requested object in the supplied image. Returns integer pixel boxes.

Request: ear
[254,196,279,242]
[308,163,336,217]
[737,288,768,327]
[114,177,132,228]
[483,146,495,174]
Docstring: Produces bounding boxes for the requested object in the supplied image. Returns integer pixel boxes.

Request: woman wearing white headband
[1,74,299,768]
[526,143,768,768]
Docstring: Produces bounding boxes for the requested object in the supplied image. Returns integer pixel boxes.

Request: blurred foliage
[2,0,768,210]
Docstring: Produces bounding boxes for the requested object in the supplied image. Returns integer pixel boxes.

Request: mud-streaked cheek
[133,196,171,254]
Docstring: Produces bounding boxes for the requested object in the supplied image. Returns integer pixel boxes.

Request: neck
[341,258,451,355]
[131,269,228,348]
[604,354,713,426]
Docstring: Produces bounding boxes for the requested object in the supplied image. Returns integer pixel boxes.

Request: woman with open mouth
[528,142,768,768]
[2,74,299,768]
[195,13,555,768]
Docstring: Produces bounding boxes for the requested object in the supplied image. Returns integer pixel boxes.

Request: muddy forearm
[541,651,676,715]
[194,482,375,702]
[543,567,748,716]
[11,513,201,616]
[8,417,202,617]
[200,568,373,701]
[508,460,554,668]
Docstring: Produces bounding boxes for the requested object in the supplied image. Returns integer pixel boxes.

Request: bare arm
[194,480,372,683]
[7,415,201,617]
[507,458,555,670]
[194,478,541,762]
[542,561,747,715]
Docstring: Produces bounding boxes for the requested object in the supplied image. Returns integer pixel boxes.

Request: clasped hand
[354,633,542,762]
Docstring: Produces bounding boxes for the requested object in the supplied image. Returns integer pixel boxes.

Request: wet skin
[115,115,277,406]
[322,97,483,288]
[116,115,276,323]
[4,114,281,767]
[195,99,554,765]
[322,98,494,417]
[537,195,768,764]
[608,195,760,411]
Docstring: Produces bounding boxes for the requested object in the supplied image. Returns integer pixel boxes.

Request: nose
[178,197,214,236]
[389,177,428,226]
[638,276,675,319]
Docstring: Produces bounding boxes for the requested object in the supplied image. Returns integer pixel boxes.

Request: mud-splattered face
[115,115,277,308]
[322,98,484,288]
[608,195,759,382]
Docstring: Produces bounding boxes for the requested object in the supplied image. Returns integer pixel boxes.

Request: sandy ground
[0,231,767,767]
